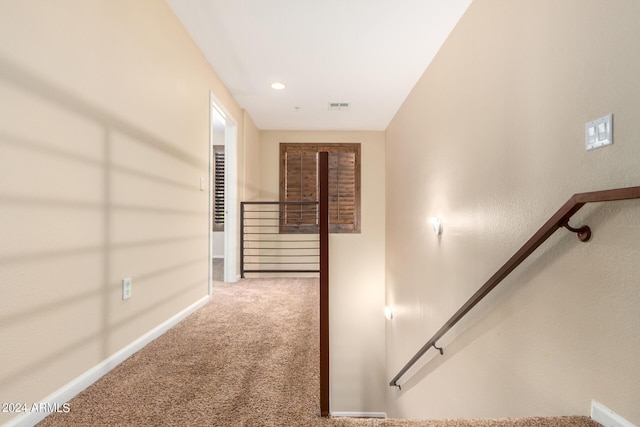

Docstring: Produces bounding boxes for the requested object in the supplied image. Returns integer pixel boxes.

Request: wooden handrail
[390,185,640,388]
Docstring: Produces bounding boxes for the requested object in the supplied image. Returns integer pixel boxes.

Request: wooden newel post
[319,151,330,417]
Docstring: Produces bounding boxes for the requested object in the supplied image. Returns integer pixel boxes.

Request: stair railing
[240,200,321,277]
[239,153,330,416]
[390,185,640,389]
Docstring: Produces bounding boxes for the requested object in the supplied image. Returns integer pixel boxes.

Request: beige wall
[241,110,262,203]
[260,130,387,413]
[386,0,640,423]
[0,1,255,423]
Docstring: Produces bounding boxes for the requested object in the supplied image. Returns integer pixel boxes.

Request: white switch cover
[122,277,132,300]
[200,177,205,191]
[586,114,613,150]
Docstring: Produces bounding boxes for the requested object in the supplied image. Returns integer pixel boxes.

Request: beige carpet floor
[38,278,599,427]
[212,257,224,283]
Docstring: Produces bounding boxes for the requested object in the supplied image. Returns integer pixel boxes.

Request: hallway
[37,278,598,427]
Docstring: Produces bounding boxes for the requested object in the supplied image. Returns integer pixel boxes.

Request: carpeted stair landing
[38,278,600,427]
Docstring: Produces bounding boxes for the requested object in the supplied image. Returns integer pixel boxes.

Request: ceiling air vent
[328,102,349,111]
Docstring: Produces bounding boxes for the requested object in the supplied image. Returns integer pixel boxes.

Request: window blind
[213,145,225,231]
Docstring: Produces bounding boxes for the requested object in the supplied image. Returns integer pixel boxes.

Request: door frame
[209,91,238,294]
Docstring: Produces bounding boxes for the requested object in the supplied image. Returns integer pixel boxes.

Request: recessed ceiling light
[271,82,286,90]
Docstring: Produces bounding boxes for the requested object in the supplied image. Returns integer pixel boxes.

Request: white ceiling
[166,0,472,131]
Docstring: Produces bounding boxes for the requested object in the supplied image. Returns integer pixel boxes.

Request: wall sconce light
[430,217,443,236]
[384,306,394,320]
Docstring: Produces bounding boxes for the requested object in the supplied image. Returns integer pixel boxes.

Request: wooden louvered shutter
[213,145,225,231]
[280,144,319,233]
[322,145,360,233]
[280,143,360,234]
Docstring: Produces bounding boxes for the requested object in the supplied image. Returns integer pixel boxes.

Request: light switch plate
[586,114,613,150]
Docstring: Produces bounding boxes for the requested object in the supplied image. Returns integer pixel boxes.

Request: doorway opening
[209,92,238,293]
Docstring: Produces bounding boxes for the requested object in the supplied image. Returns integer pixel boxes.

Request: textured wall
[0,1,248,424]
[385,0,640,423]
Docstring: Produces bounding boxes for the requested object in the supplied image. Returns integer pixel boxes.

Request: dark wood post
[319,152,330,417]
[240,202,245,279]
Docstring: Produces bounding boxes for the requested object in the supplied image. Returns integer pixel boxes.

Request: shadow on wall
[0,56,209,405]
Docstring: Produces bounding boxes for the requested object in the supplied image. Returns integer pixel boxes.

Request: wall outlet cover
[122,277,132,300]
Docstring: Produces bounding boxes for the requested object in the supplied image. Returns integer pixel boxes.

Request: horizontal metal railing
[390,185,640,389]
[240,201,321,277]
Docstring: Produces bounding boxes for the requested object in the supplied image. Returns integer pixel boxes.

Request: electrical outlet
[122,277,132,300]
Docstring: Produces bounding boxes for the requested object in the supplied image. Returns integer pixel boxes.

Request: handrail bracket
[562,221,591,242]
[432,342,444,355]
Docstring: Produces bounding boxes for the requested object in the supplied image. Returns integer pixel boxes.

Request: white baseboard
[331,412,387,419]
[3,295,210,427]
[591,400,636,427]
